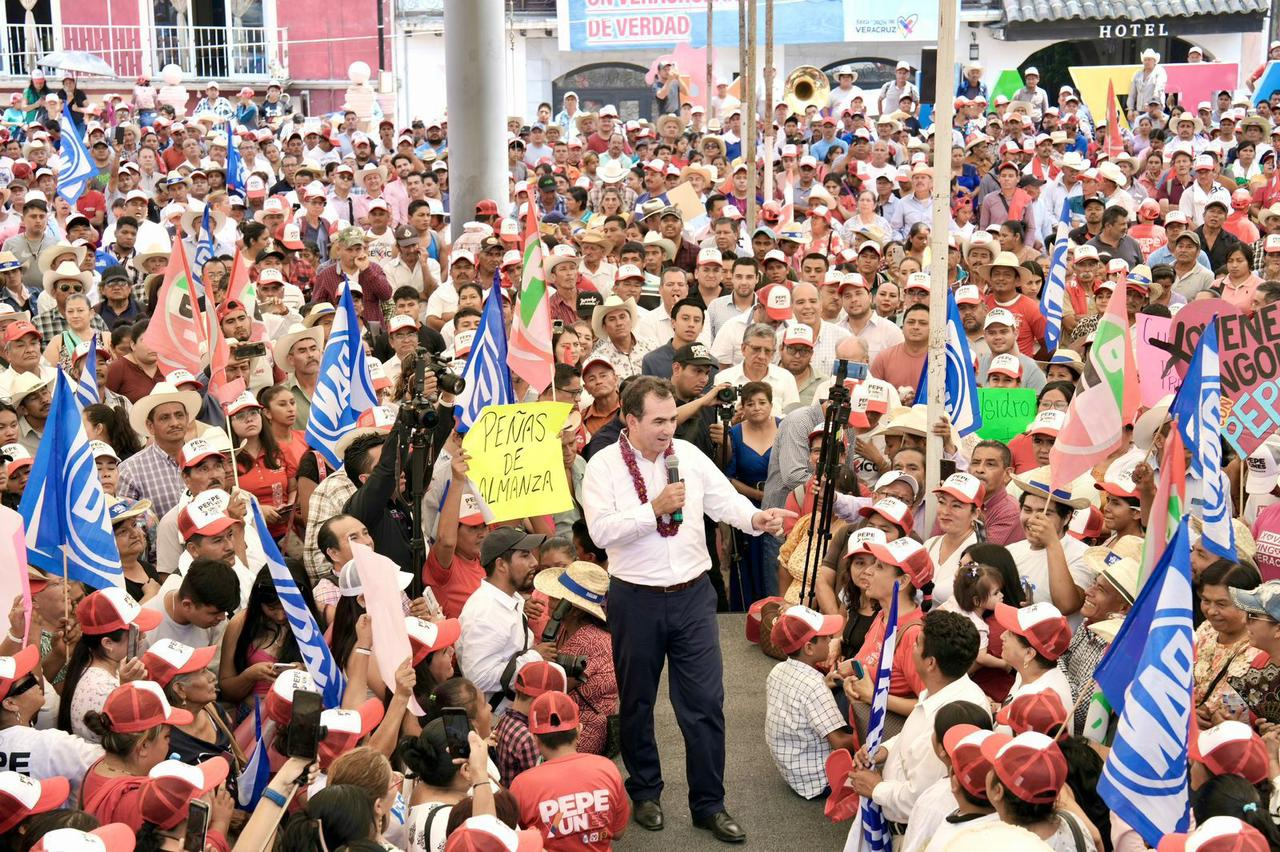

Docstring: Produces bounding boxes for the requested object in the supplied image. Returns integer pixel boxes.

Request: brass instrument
[782,65,830,115]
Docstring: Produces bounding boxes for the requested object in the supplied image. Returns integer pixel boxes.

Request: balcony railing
[1,23,287,81]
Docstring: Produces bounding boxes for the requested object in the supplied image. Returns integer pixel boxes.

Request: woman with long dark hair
[82,403,143,460]
[226,390,294,541]
[218,567,305,706]
[279,785,377,852]
[58,589,154,742]
[260,384,308,478]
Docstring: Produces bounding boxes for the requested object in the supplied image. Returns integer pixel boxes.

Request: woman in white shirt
[925,473,984,606]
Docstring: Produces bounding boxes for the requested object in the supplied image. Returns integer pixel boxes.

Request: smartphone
[271,662,294,673]
[184,799,210,852]
[285,689,324,760]
[1220,687,1248,717]
[552,319,565,334]
[421,587,443,619]
[127,625,140,659]
[441,707,471,759]
[850,660,866,680]
[232,341,267,360]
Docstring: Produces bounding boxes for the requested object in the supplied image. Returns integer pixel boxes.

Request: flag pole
[61,552,68,623]
[226,411,241,492]
[924,0,958,535]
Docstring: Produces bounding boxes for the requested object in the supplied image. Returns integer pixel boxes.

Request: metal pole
[706,0,714,117]
[443,0,508,241]
[762,0,774,205]
[924,0,958,535]
[744,0,757,232]
[376,0,386,72]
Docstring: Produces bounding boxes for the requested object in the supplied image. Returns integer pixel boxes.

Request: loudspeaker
[920,49,938,101]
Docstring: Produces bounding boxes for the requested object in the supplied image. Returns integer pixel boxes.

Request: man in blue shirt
[234,88,259,129]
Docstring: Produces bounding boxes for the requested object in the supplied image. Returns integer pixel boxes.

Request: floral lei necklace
[619,430,679,537]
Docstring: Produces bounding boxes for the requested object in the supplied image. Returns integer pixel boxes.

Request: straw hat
[596,159,629,184]
[129,381,202,436]
[134,242,171,268]
[976,251,1032,284]
[591,295,639,341]
[41,260,92,294]
[1011,471,1092,510]
[533,561,609,622]
[36,241,86,275]
[273,323,326,371]
[179,202,227,236]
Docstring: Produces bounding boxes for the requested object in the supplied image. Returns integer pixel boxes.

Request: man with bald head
[777,282,851,376]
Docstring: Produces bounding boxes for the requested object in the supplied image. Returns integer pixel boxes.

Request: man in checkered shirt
[764,605,857,798]
[495,660,568,787]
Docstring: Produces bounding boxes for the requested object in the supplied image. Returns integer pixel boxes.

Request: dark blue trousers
[608,573,726,819]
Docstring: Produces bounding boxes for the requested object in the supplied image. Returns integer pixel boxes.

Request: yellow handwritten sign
[462,402,574,523]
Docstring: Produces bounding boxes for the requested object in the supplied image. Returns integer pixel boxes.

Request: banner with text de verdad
[1157,299,1280,457]
[463,402,574,524]
[556,0,935,52]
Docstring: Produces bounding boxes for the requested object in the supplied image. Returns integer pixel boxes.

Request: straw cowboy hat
[134,242,171,268]
[1011,471,1092,510]
[1096,161,1127,188]
[1241,115,1274,136]
[36,241,86,275]
[591,295,639,341]
[679,163,715,184]
[542,245,579,280]
[273,323,326,372]
[129,380,202,436]
[1174,113,1205,135]
[533,560,609,622]
[180,201,227,236]
[700,134,727,161]
[642,230,676,260]
[1133,394,1173,452]
[8,372,51,408]
[42,260,92,294]
[596,159,629,184]
[655,114,685,137]
[976,251,1033,284]
[573,111,596,133]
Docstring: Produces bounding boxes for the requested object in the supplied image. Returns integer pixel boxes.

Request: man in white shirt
[838,273,902,364]
[582,377,793,842]
[1007,476,1094,627]
[708,256,758,340]
[1179,154,1232,225]
[775,282,851,376]
[717,322,800,417]
[456,526,551,709]
[578,230,616,297]
[844,608,989,850]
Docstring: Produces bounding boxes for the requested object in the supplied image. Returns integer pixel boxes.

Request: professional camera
[715,384,741,405]
[555,653,589,681]
[423,352,466,396]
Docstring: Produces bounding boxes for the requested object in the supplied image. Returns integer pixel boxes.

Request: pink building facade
[3,0,387,113]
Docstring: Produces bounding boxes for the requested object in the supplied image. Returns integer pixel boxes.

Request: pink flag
[1141,427,1187,582]
[0,506,30,642]
[1049,282,1139,490]
[351,541,424,715]
[142,236,208,375]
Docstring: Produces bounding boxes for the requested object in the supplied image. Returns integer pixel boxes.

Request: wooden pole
[762,0,775,205]
[706,0,714,118]
[924,0,958,535]
[744,0,757,232]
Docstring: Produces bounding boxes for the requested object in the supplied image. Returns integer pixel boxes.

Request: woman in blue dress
[724,381,779,610]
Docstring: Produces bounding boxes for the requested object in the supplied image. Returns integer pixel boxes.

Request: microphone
[665,455,683,524]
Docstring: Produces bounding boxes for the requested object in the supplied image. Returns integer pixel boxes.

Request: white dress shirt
[582,436,761,586]
[710,313,752,366]
[638,306,712,347]
[868,676,989,824]
[457,580,542,701]
[840,313,903,364]
[715,362,800,418]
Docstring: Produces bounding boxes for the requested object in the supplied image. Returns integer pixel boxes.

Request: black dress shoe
[633,799,664,831]
[693,810,746,843]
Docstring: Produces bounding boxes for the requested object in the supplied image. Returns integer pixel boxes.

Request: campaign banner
[1152,299,1280,457]
[1134,314,1179,408]
[462,402,574,523]
[976,387,1037,444]
[556,0,934,52]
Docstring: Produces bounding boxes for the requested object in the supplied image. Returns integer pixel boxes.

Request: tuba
[783,65,830,115]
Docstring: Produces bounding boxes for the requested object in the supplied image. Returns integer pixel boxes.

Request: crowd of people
[0,39,1279,852]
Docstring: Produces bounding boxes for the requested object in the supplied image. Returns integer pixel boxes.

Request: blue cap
[1230,581,1280,622]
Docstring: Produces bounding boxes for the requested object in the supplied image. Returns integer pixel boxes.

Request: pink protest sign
[1135,313,1178,407]
[0,507,30,642]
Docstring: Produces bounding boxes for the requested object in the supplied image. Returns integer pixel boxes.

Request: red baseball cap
[757,283,793,321]
[866,537,934,589]
[0,771,68,833]
[529,690,579,734]
[265,669,319,726]
[31,824,136,852]
[319,697,386,767]
[76,587,162,635]
[178,438,227,470]
[141,639,217,687]
[1158,817,1269,852]
[0,645,39,701]
[995,684,1069,736]
[444,815,543,852]
[980,731,1068,804]
[406,616,460,665]
[994,602,1072,661]
[745,595,787,644]
[771,604,843,654]
[474,199,500,216]
[2,320,40,344]
[514,660,568,697]
[858,497,914,535]
[76,190,106,217]
[140,758,230,829]
[941,724,996,799]
[103,681,195,733]
[1190,721,1269,785]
